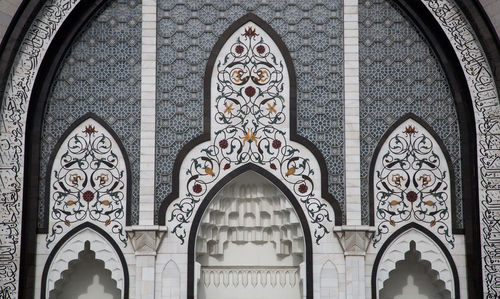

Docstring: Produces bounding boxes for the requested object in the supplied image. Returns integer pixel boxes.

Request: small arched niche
[379,241,451,299]
[48,240,121,299]
[195,171,306,299]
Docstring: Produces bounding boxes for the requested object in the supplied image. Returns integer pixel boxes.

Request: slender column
[344,0,361,225]
[139,0,157,225]
[128,227,167,299]
[335,227,374,299]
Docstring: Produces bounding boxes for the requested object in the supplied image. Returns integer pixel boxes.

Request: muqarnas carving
[47,117,128,247]
[372,117,454,247]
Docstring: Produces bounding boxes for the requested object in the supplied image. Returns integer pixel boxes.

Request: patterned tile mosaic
[156,0,345,223]
[39,0,142,227]
[359,0,463,227]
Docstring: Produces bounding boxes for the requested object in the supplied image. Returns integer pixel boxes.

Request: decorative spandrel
[166,21,336,245]
[47,118,128,247]
[373,118,454,248]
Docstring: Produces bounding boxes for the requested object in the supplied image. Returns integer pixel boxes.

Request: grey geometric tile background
[155,0,346,223]
[39,0,142,226]
[359,0,463,227]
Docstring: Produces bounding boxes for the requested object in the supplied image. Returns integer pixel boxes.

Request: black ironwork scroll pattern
[374,125,454,248]
[420,0,500,296]
[169,26,332,245]
[47,124,127,247]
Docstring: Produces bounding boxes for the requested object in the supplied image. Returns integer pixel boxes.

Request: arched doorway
[194,171,306,299]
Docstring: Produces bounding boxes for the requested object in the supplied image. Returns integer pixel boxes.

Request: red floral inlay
[270,163,277,170]
[403,125,418,135]
[298,184,308,194]
[224,163,230,170]
[83,125,97,135]
[245,86,256,97]
[83,191,94,203]
[219,139,229,149]
[256,45,265,54]
[193,184,202,194]
[406,191,418,203]
[272,139,281,149]
[235,45,244,54]
[243,27,258,38]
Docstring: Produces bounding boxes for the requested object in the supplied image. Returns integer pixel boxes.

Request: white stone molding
[334,226,375,256]
[139,0,156,225]
[161,260,180,299]
[320,260,339,299]
[372,118,454,248]
[344,0,362,226]
[126,226,167,255]
[46,117,128,248]
[164,20,337,246]
[375,227,455,298]
[46,227,125,299]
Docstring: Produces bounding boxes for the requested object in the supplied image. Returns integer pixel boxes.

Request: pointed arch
[320,260,339,299]
[187,163,313,299]
[370,113,456,247]
[45,113,131,247]
[371,223,459,299]
[157,13,342,233]
[41,222,129,299]
[161,260,180,299]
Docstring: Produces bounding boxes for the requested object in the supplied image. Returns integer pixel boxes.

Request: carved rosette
[168,22,334,245]
[373,119,454,247]
[47,119,128,247]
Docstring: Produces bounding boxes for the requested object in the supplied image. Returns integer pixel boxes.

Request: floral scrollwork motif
[373,125,454,247]
[47,124,127,247]
[169,26,332,244]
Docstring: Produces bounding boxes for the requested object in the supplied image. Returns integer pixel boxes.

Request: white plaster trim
[375,228,455,297]
[344,0,362,226]
[46,227,125,299]
[139,0,156,225]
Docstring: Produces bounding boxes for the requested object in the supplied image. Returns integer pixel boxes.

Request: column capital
[126,226,168,255]
[333,226,375,256]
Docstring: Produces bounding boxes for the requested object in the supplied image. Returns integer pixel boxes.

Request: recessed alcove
[195,171,306,299]
[48,241,121,299]
[379,241,451,299]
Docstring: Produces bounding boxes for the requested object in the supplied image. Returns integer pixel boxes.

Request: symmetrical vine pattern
[168,24,332,244]
[155,1,345,224]
[374,121,454,247]
[47,122,127,247]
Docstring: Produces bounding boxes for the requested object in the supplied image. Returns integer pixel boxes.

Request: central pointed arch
[187,163,313,299]
[159,13,342,253]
